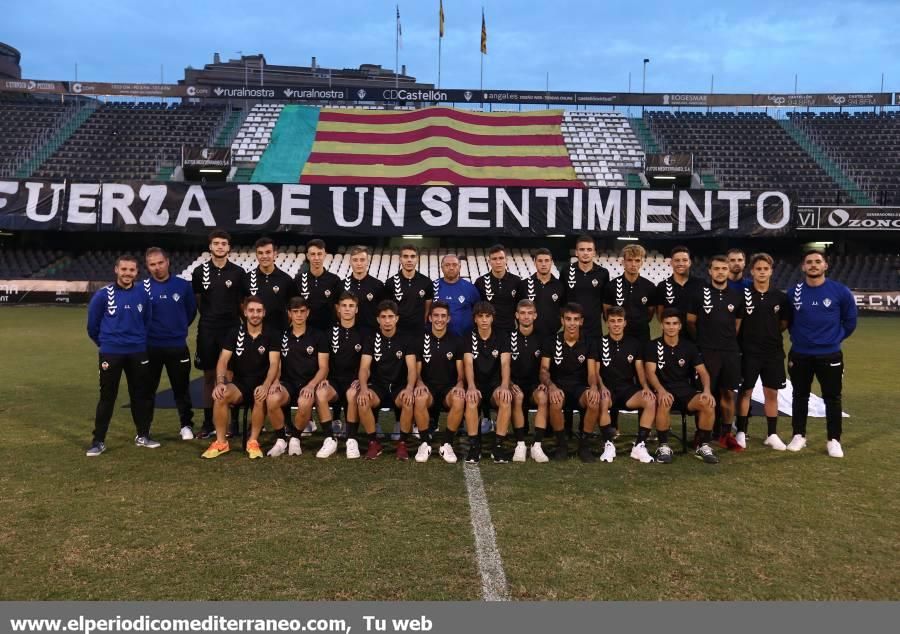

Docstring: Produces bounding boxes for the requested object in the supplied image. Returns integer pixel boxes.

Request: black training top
[597,334,644,391]
[327,323,363,384]
[342,274,385,332]
[295,269,342,331]
[279,327,328,387]
[645,336,704,390]
[192,259,244,329]
[223,325,279,382]
[242,266,297,331]
[739,286,793,356]
[385,270,434,334]
[543,332,594,390]
[418,331,465,392]
[475,271,521,333]
[604,275,657,339]
[466,329,510,389]
[688,284,745,352]
[560,262,610,339]
[517,273,564,339]
[363,331,414,388]
[508,328,543,387]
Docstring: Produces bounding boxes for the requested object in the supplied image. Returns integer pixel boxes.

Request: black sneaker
[85,441,106,457]
[554,439,569,461]
[694,443,720,464]
[492,446,511,464]
[466,443,482,464]
[655,443,674,464]
[578,443,596,463]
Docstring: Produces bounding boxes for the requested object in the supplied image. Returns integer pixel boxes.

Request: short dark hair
[802,249,828,263]
[561,302,583,317]
[575,234,595,247]
[337,291,359,304]
[208,229,231,244]
[115,254,139,267]
[243,296,265,310]
[670,245,691,258]
[144,246,168,260]
[488,244,506,256]
[473,301,496,316]
[606,306,626,319]
[430,300,450,314]
[661,307,682,322]
[288,297,309,310]
[709,254,729,266]
[533,248,552,259]
[254,237,275,251]
[399,243,419,255]
[726,248,746,257]
[350,245,369,257]
[376,300,399,315]
[306,238,326,251]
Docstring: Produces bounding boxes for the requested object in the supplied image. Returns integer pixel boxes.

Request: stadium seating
[0,97,76,177]
[788,112,900,205]
[561,112,644,187]
[31,103,228,181]
[231,103,283,163]
[646,112,844,204]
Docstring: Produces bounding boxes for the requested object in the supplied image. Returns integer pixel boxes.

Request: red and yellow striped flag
[300,107,579,187]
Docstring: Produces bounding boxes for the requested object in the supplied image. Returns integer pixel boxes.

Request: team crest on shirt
[727,304,734,312]
[774,305,781,313]
[627,354,634,363]
[534,349,541,357]
[395,350,403,359]
[458,295,465,303]
[641,296,648,304]
[418,289,426,297]
[273,285,280,293]
[225,279,233,288]
[137,304,143,313]
[577,354,586,363]
[591,279,599,287]
[306,346,314,355]
[257,345,265,355]
[353,344,362,353]
[823,298,832,308]
[366,292,374,301]
[551,293,559,301]
[101,361,109,371]
[678,358,686,367]
[324,289,332,297]
[491,349,499,358]
[446,351,454,360]
[172,293,180,302]
[511,289,517,297]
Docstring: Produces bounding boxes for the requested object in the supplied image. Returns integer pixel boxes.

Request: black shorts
[327,377,353,404]
[666,384,701,412]
[369,382,406,408]
[558,384,588,410]
[611,384,643,411]
[742,353,786,390]
[195,325,234,370]
[427,385,453,419]
[514,383,539,404]
[701,349,742,392]
[232,376,266,406]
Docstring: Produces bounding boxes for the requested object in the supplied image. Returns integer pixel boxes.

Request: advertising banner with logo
[852,290,900,313]
[645,153,693,175]
[182,147,232,168]
[0,179,793,238]
[795,206,900,230]
[753,93,891,107]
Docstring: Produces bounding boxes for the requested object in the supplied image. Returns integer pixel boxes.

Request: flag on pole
[397,6,402,47]
[480,9,487,54]
[439,0,445,38]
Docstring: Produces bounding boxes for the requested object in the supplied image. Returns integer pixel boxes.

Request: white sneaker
[826,439,844,458]
[735,431,747,449]
[302,421,317,436]
[288,437,303,456]
[345,438,361,459]
[439,443,457,464]
[530,442,549,463]
[316,437,339,458]
[786,434,807,452]
[180,426,194,440]
[412,428,421,439]
[415,443,432,463]
[600,440,617,462]
[267,438,287,457]
[630,441,654,463]
[512,441,527,463]
[763,433,787,451]
[480,417,494,434]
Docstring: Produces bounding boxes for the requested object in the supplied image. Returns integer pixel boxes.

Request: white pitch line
[463,463,511,602]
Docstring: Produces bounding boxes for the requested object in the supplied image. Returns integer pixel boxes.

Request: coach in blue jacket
[786,249,858,458]
[145,247,198,440]
[86,254,155,456]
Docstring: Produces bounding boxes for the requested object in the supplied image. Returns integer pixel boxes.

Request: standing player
[539,303,604,462]
[201,297,280,459]
[315,292,365,459]
[596,307,657,463]
[413,301,467,463]
[463,302,513,464]
[517,248,564,340]
[243,237,296,332]
[655,245,705,327]
[356,301,418,460]
[603,244,657,342]
[265,297,329,457]
[736,253,792,450]
[144,247,197,440]
[507,300,547,462]
[432,253,481,337]
[786,250,857,457]
[474,244,521,335]
[386,244,433,335]
[687,255,745,451]
[560,235,609,341]
[342,246,385,334]
[192,230,244,439]
[85,254,155,456]
[726,248,751,291]
[296,239,341,332]
[645,309,718,464]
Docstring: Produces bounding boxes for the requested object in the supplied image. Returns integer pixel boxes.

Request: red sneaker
[365,439,383,460]
[719,433,745,452]
[396,441,409,461]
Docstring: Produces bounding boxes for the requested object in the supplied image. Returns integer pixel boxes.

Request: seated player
[463,302,513,464]
[508,300,548,462]
[202,297,280,459]
[314,292,364,459]
[644,308,718,464]
[539,303,604,462]
[413,301,467,464]
[596,307,657,463]
[356,301,418,460]
[265,297,329,457]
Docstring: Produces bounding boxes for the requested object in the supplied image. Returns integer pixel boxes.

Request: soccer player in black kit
[475,244,521,335]
[687,255,745,452]
[385,244,433,335]
[645,309,717,464]
[654,245,705,328]
[516,248,563,340]
[265,297,329,457]
[463,302,513,464]
[342,246,385,334]
[315,292,365,459]
[560,235,609,341]
[192,230,244,439]
[296,239,342,332]
[507,300,547,462]
[595,307,657,463]
[603,244,657,342]
[540,303,603,462]
[413,301,467,463]
[356,301,418,460]
[202,297,280,460]
[242,237,297,332]
[736,253,792,450]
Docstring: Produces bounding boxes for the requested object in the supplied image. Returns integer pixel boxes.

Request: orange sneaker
[201,440,230,459]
